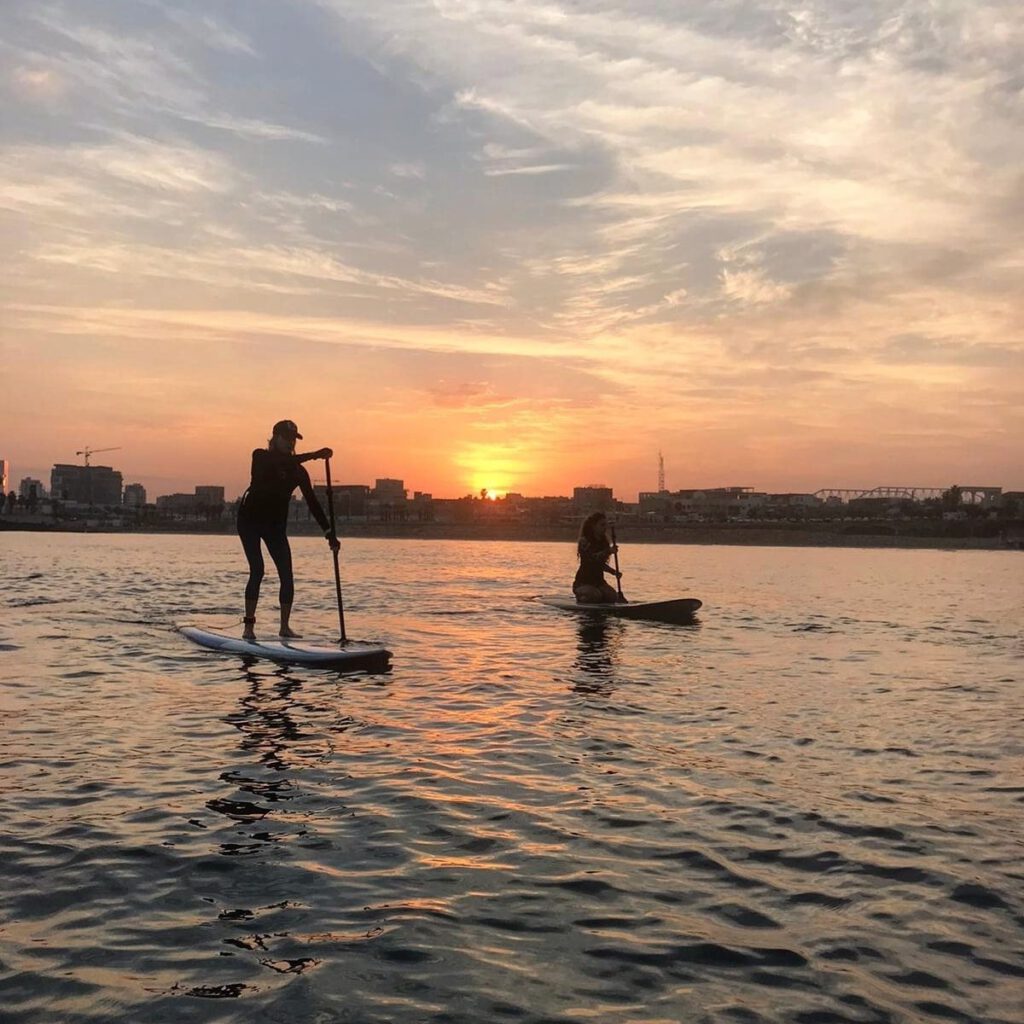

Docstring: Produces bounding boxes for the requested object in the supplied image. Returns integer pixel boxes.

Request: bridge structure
[813,486,1002,506]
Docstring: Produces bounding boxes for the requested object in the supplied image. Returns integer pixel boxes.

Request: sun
[458,443,529,499]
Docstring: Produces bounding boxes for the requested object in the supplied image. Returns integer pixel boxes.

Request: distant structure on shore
[50,463,123,506]
[373,478,406,502]
[573,485,614,512]
[0,449,1019,547]
[123,483,146,507]
[156,486,225,519]
[19,478,46,501]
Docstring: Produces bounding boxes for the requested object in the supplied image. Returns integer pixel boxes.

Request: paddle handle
[324,457,347,643]
[611,523,624,599]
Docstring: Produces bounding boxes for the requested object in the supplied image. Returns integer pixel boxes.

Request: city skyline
[3,3,1022,498]
[2,449,1016,508]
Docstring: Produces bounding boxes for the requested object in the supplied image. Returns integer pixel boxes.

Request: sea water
[1,534,1021,1023]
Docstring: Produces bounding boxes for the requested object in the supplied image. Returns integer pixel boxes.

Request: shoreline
[2,518,1018,551]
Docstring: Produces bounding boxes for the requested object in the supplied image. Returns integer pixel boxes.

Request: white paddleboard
[178,625,390,669]
[536,597,702,623]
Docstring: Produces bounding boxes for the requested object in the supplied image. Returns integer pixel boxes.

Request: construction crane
[76,446,122,467]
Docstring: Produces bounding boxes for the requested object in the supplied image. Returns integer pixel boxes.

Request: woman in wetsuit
[573,512,626,604]
[238,419,339,640]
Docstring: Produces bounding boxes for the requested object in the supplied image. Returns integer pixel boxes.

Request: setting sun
[458,444,533,499]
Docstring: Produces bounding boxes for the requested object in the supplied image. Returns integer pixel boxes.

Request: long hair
[577,511,607,558]
[267,434,296,453]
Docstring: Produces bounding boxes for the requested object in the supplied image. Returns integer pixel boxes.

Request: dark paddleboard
[536,597,702,624]
[178,625,390,669]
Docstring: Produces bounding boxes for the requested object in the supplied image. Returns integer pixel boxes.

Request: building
[432,496,475,523]
[373,478,407,502]
[330,484,371,517]
[1000,491,1024,512]
[156,485,226,517]
[50,463,123,506]
[573,485,615,512]
[156,493,199,513]
[410,491,434,521]
[123,483,147,507]
[295,484,371,520]
[519,495,573,523]
[194,485,225,507]
[0,459,9,495]
[849,496,902,516]
[766,493,822,509]
[639,486,765,519]
[19,477,46,501]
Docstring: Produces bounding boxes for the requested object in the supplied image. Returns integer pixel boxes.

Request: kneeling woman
[573,512,626,604]
[238,419,339,639]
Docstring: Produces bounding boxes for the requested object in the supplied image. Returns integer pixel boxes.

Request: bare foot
[279,626,303,639]
[242,627,256,641]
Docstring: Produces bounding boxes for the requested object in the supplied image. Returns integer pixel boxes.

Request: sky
[2,0,1022,501]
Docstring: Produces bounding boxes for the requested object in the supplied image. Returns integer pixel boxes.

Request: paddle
[323,457,347,643]
[610,522,627,603]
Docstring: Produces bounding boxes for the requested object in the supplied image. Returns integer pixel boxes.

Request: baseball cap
[272,419,303,439]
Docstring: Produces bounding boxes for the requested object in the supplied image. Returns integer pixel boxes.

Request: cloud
[1,0,1021,493]
[5,303,560,360]
[484,163,573,177]
[315,0,1023,318]
[389,162,426,179]
[159,7,256,56]
[10,65,66,102]
[19,6,324,142]
[880,334,1024,368]
[32,239,511,307]
[428,380,509,408]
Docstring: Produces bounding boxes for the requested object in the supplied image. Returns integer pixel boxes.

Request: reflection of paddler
[577,616,614,669]
[572,615,621,695]
[573,512,627,604]
[237,419,339,640]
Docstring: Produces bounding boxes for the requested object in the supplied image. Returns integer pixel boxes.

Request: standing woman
[238,419,339,640]
[573,512,626,604]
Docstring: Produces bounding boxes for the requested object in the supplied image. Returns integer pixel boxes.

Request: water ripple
[0,535,1021,1023]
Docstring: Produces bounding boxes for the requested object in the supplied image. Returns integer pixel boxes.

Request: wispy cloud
[1,0,1021,493]
[317,0,1022,317]
[18,6,324,142]
[484,163,573,177]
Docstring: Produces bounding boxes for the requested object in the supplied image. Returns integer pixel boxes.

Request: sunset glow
[2,2,1022,499]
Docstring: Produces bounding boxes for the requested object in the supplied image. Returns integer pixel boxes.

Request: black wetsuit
[573,538,616,599]
[237,449,330,605]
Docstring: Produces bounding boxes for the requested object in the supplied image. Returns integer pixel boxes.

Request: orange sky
[2,2,1022,500]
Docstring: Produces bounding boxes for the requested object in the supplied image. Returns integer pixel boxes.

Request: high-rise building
[50,464,123,506]
[123,483,147,507]
[0,459,9,495]
[19,478,46,501]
